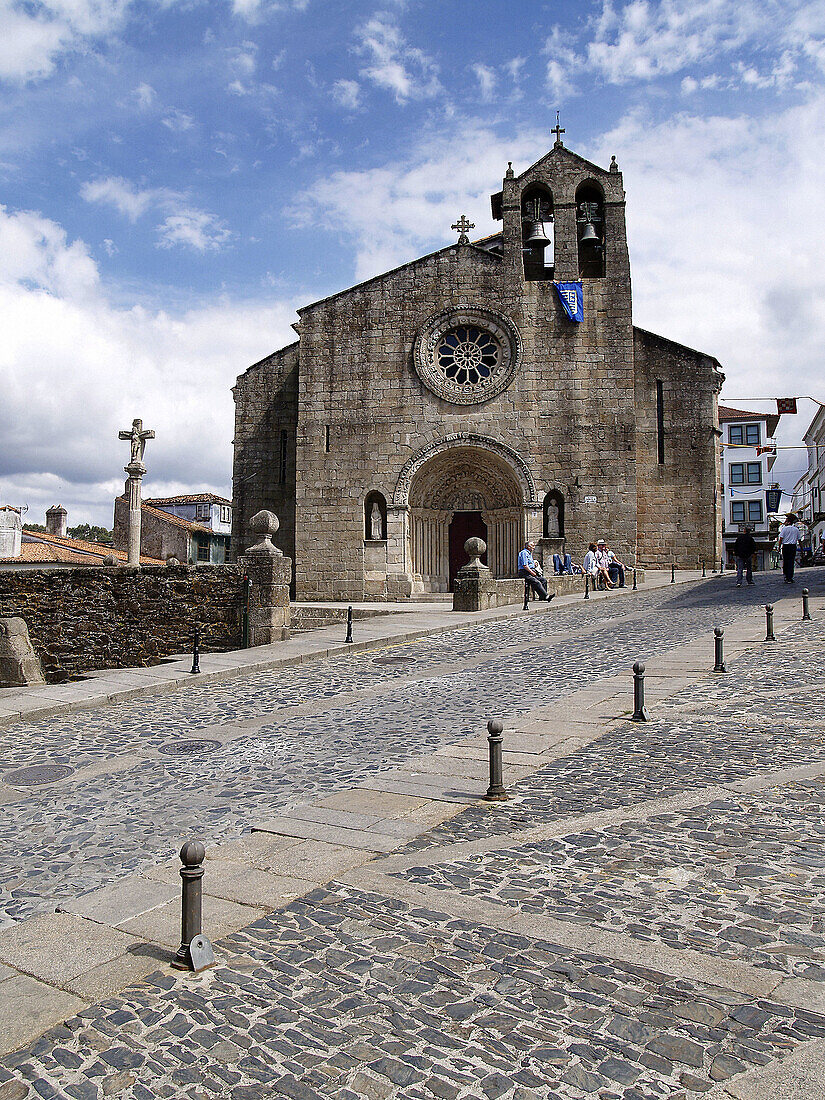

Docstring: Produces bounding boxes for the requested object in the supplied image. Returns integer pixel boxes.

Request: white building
[718,405,781,571]
[792,405,825,550]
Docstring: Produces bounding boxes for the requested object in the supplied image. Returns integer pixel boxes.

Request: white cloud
[0,202,299,525]
[355,14,442,103]
[157,209,231,252]
[161,108,194,132]
[290,123,548,282]
[543,25,582,100]
[590,95,825,484]
[583,0,823,87]
[229,0,308,23]
[134,81,156,109]
[332,78,360,110]
[471,63,496,103]
[81,176,232,252]
[0,0,128,82]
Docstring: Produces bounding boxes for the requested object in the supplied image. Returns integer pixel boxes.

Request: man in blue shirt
[517,541,555,602]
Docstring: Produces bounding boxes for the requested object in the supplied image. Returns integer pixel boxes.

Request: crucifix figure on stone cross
[119,418,155,467]
[451,214,475,245]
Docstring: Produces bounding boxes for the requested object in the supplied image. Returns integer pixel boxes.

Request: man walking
[517,541,554,602]
[733,525,756,586]
[779,514,801,583]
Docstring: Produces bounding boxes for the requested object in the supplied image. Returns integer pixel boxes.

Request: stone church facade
[232,138,723,600]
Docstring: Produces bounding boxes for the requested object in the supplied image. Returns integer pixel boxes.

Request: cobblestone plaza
[0,572,823,1098]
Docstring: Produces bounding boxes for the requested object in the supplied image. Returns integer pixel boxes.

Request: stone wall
[232,343,299,568]
[634,329,723,568]
[0,564,245,679]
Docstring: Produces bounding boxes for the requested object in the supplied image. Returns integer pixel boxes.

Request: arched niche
[576,180,605,279]
[521,183,554,282]
[364,491,387,541]
[543,491,564,538]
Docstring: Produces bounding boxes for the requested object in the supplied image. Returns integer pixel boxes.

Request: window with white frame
[728,423,760,446]
[729,464,744,485]
[746,462,762,484]
[731,502,745,522]
[219,505,231,524]
[195,503,210,521]
[748,500,763,523]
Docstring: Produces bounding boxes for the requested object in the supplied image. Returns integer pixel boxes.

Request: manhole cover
[372,655,416,665]
[4,764,75,787]
[158,739,222,756]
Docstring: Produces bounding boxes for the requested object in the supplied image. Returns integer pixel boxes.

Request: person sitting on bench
[517,542,555,602]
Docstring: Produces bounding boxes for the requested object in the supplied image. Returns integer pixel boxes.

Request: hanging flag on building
[555,281,584,322]
[766,488,782,513]
[776,397,798,414]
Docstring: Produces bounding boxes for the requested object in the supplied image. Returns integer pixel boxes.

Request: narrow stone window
[279,429,287,485]
[325,425,330,453]
[656,380,665,465]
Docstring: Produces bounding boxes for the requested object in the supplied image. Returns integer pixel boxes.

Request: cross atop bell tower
[551,111,565,147]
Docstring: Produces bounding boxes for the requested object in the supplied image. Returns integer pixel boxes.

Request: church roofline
[241,339,300,378]
[518,143,614,182]
[634,326,724,376]
[296,242,500,316]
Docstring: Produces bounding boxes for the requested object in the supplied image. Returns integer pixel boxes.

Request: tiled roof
[19,530,163,565]
[718,404,780,439]
[718,405,766,420]
[144,493,231,506]
[141,503,212,534]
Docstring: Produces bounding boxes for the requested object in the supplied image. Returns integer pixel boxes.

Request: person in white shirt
[779,513,801,583]
[583,542,598,583]
[593,539,615,589]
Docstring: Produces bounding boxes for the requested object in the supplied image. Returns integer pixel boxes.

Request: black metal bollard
[631,661,648,722]
[702,560,706,578]
[345,606,353,643]
[584,573,590,600]
[720,556,724,574]
[483,719,509,801]
[671,562,675,583]
[190,627,200,675]
[632,567,637,591]
[765,604,776,642]
[713,627,727,673]
[803,588,812,621]
[523,579,530,610]
[171,840,215,972]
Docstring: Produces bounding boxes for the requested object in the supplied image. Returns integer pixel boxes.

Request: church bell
[579,221,600,246]
[525,220,550,249]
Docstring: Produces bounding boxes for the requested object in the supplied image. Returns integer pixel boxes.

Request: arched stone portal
[406,445,525,591]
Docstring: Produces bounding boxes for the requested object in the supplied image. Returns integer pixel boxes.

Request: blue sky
[1,0,824,527]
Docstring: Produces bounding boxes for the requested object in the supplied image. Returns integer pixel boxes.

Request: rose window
[436,326,500,386]
[413,306,521,405]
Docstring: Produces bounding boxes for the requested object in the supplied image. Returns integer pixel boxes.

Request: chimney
[46,504,68,538]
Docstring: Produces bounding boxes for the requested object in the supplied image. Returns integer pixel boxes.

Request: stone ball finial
[246,509,282,556]
[250,510,279,538]
[102,554,116,566]
[180,839,205,867]
[487,718,503,737]
[464,537,487,565]
[610,155,619,173]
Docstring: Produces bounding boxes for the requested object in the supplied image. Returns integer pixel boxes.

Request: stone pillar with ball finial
[238,510,293,644]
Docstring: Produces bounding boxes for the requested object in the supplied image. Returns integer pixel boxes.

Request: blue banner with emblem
[555,281,583,322]
[766,488,782,514]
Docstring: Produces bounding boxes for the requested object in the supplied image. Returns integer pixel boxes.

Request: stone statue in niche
[369,503,383,541]
[546,500,560,537]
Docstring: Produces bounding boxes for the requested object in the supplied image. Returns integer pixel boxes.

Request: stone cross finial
[552,111,565,146]
[451,215,475,245]
[119,418,155,467]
